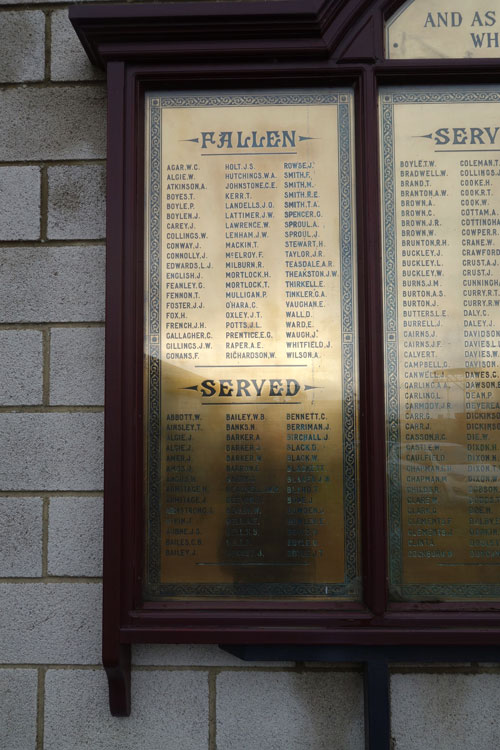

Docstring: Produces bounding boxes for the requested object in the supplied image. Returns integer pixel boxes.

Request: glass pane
[386,0,500,59]
[143,89,360,600]
[381,85,500,601]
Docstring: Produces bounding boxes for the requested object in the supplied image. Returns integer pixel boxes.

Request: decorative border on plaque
[145,90,359,599]
[381,86,500,600]
[146,99,162,584]
[338,94,358,592]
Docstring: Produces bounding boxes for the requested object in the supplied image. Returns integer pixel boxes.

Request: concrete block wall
[1,3,500,749]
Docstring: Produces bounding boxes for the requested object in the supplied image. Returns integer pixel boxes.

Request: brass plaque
[387,0,500,59]
[381,86,500,600]
[143,90,360,599]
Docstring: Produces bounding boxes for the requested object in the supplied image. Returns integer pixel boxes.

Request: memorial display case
[70,0,500,719]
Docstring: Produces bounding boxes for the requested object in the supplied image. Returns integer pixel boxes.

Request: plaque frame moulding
[70,0,500,719]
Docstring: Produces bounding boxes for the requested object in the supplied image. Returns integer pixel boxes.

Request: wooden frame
[70,0,500,718]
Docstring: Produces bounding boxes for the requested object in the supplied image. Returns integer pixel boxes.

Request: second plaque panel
[381,86,500,600]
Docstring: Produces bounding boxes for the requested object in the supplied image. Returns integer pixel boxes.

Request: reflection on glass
[381,86,500,600]
[143,90,360,600]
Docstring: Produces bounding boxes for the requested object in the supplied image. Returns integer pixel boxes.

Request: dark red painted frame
[70,0,500,716]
